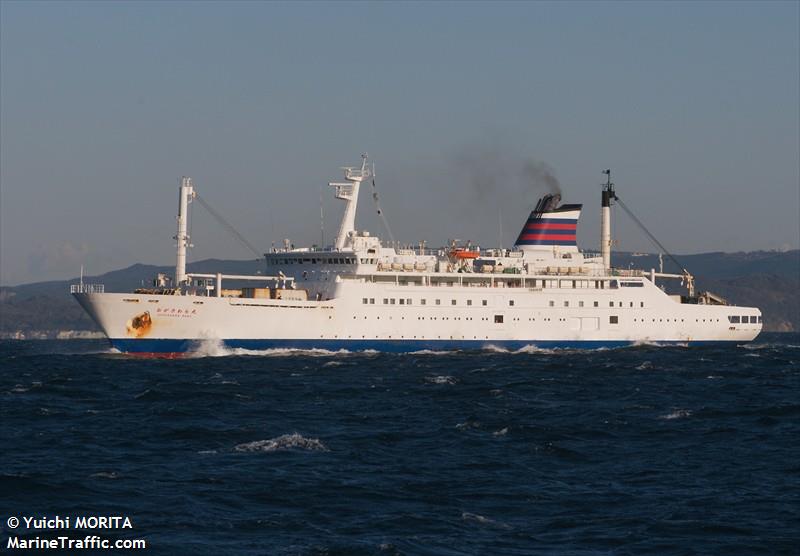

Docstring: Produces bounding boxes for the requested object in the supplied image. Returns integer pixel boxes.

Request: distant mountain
[1,251,797,337]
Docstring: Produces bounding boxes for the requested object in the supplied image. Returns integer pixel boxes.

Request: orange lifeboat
[450,248,480,259]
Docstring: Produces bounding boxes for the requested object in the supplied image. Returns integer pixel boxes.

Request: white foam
[90,471,120,479]
[456,420,481,430]
[425,375,457,385]
[514,344,557,354]
[660,409,693,420]
[461,512,494,524]
[234,433,329,453]
[461,512,512,529]
[409,349,455,355]
[493,427,509,436]
[636,361,654,370]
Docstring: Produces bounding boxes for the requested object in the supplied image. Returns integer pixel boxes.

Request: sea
[1,333,798,555]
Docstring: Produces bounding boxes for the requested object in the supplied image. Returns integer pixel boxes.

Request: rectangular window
[390,299,396,305]
[467,299,472,306]
[640,302,644,308]
[494,315,504,324]
[740,315,747,322]
[758,316,763,323]
[421,299,426,305]
[594,301,599,307]
[383,298,388,305]
[609,301,614,307]
[579,301,584,307]
[564,301,569,307]
[451,299,457,305]
[549,300,555,307]
[482,299,488,306]
[370,298,375,304]
[750,316,758,323]
[509,300,515,306]
[407,299,412,306]
[362,298,368,304]
[610,315,619,324]
[399,299,405,305]
[436,299,441,305]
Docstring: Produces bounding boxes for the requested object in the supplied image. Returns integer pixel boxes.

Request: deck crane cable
[371,170,396,244]
[613,195,689,276]
[194,193,263,259]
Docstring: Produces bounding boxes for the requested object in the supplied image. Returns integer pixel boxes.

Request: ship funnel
[514,194,581,252]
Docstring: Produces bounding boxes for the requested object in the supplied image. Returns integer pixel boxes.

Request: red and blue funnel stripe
[514,202,581,248]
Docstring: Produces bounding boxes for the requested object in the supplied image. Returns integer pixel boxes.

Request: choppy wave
[234,433,329,453]
[424,375,458,385]
[2,333,798,555]
[661,409,693,420]
[187,340,368,358]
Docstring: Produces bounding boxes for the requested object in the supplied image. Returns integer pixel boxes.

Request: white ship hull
[74,276,761,354]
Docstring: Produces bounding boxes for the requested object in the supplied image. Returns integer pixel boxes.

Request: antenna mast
[601,169,616,271]
[329,154,371,250]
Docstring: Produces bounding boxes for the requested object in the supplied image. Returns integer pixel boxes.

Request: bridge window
[728,316,740,323]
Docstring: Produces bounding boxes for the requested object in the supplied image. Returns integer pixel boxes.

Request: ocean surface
[1,334,798,555]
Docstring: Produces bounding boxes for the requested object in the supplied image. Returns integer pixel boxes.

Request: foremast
[175,177,195,285]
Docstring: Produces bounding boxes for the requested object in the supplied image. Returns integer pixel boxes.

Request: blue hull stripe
[109,338,737,354]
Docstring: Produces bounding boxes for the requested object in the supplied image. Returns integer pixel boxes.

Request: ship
[72,155,762,355]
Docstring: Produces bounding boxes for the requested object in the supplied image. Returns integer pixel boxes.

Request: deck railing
[70,284,105,294]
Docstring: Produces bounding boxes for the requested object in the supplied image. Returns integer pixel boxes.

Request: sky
[1,1,798,285]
